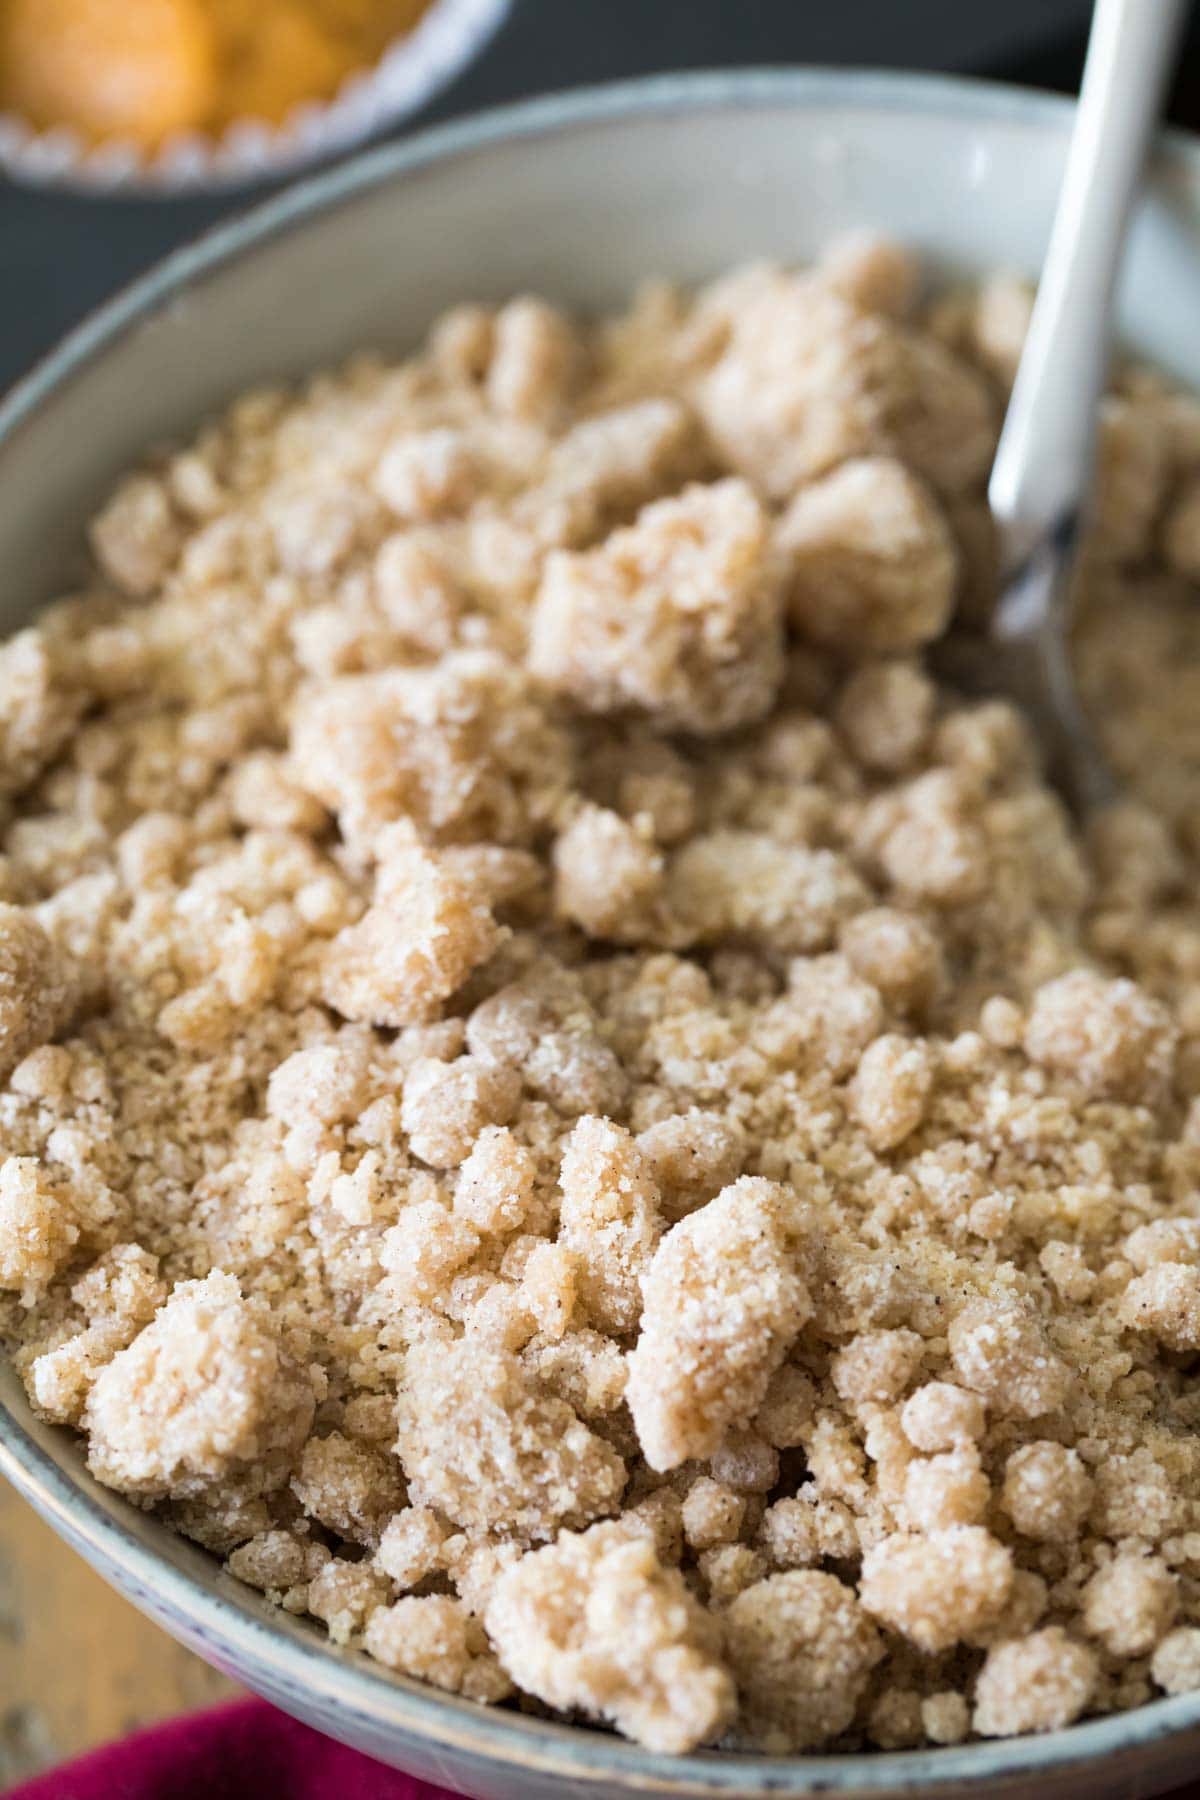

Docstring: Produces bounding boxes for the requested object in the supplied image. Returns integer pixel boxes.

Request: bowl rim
[4,63,1200,1795]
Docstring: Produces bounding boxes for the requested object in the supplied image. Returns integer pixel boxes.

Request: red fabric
[6,1699,459,1800]
[16,1698,1199,1800]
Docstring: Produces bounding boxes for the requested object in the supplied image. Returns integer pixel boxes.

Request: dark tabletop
[3,0,1197,397]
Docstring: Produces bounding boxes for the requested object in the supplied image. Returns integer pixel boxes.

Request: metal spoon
[944,0,1188,813]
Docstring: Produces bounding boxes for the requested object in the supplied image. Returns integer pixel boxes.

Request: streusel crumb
[973,1629,1098,1737]
[725,1571,884,1751]
[779,457,958,654]
[5,240,1200,1756]
[626,1177,811,1470]
[859,1527,1013,1653]
[529,478,784,735]
[485,1522,735,1753]
[393,1338,625,1537]
[83,1274,314,1502]
[0,905,76,1081]
[365,1595,513,1702]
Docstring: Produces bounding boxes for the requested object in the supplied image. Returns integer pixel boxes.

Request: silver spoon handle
[988,0,1188,569]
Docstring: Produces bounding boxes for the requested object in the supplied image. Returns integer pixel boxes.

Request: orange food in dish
[0,0,434,149]
[211,5,359,130]
[0,0,217,147]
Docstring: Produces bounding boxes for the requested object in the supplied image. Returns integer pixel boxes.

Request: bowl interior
[5,68,1200,1800]
[4,70,1200,623]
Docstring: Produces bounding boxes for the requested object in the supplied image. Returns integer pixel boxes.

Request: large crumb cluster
[6,240,1200,1756]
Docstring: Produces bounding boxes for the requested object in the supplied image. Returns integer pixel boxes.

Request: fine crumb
[485,1522,735,1753]
[1024,969,1177,1103]
[320,839,501,1029]
[0,906,75,1082]
[290,1430,405,1548]
[947,1296,1070,1420]
[227,1529,330,1603]
[626,1177,810,1470]
[779,456,958,654]
[1081,1554,1178,1657]
[696,274,995,499]
[375,1506,449,1591]
[859,1527,1013,1652]
[394,1338,626,1538]
[725,1571,884,1750]
[900,1383,986,1452]
[83,1274,315,1502]
[922,1692,970,1746]
[1001,1442,1093,1543]
[90,474,183,597]
[1152,1629,1200,1696]
[818,233,920,319]
[365,1595,513,1702]
[973,1628,1099,1737]
[307,1558,391,1645]
[556,1115,663,1335]
[0,1158,81,1306]
[529,479,785,735]
[1119,1262,1200,1352]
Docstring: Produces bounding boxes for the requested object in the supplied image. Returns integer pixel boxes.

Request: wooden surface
[0,1480,238,1788]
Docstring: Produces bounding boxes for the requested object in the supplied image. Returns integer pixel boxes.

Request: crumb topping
[5,235,1200,1755]
[485,1521,735,1753]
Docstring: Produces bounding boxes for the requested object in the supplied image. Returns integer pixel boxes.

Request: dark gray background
[3,0,1196,396]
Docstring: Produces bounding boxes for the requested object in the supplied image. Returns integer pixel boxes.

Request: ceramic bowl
[4,68,1200,1800]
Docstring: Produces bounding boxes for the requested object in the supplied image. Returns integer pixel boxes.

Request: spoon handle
[987,0,1188,570]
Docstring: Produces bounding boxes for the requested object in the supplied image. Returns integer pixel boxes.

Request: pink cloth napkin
[12,1698,1200,1800]
[6,1699,459,1800]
